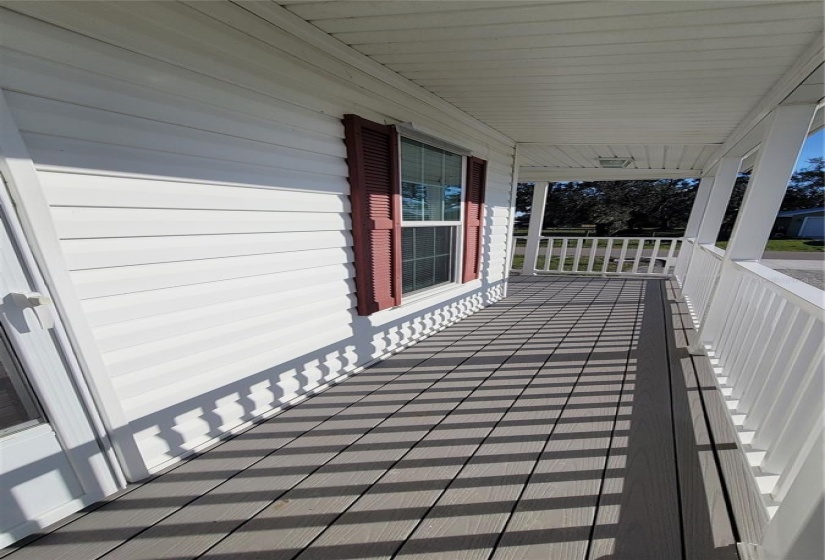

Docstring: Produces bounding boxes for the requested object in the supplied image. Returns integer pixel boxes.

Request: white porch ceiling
[279,0,824,177]
[518,142,716,180]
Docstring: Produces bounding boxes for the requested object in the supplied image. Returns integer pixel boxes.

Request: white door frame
[0,175,123,544]
[0,88,145,482]
[0,90,129,544]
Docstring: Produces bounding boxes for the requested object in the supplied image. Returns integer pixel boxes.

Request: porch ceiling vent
[597,157,634,168]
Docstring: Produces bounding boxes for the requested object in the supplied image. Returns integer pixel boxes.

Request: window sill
[401,281,461,306]
[367,279,482,327]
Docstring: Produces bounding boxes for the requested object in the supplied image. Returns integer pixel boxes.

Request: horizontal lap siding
[484,160,516,283]
[1,2,515,472]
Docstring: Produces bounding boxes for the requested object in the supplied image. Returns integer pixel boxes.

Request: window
[343,114,486,316]
[0,324,43,436]
[400,138,463,294]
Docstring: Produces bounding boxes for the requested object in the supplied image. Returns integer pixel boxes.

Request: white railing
[511,236,682,277]
[512,224,824,554]
[680,243,724,325]
[673,238,693,283]
[510,235,526,268]
[681,242,825,556]
[701,260,823,515]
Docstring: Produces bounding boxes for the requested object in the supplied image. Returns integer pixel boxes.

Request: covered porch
[1,276,745,560]
[0,2,821,558]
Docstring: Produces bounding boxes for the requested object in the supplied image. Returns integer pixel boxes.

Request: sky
[795,127,823,171]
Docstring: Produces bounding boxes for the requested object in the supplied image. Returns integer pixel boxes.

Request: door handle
[9,292,55,330]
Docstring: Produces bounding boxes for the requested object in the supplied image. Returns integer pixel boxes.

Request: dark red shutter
[462,156,487,283]
[343,114,401,315]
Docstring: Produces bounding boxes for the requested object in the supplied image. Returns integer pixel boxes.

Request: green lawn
[715,239,824,252]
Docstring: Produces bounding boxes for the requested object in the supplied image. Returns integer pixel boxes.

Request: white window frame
[397,135,466,301]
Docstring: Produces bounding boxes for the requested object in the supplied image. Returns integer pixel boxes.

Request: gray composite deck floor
[4,276,747,560]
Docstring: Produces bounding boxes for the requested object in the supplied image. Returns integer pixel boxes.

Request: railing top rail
[698,243,726,259]
[734,260,825,319]
[534,236,682,240]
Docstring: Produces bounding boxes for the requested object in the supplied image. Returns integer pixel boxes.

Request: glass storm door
[0,175,116,547]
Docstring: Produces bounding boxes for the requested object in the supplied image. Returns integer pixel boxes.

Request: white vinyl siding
[0,2,516,473]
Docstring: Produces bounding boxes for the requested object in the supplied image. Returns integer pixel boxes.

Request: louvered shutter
[462,156,487,283]
[343,114,402,315]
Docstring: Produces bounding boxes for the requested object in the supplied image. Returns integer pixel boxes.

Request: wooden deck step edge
[667,281,770,550]
[700,355,782,518]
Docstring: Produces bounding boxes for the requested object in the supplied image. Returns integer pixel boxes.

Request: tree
[718,157,824,240]
[782,157,824,211]
[515,182,534,216]
[516,178,699,234]
[717,172,750,241]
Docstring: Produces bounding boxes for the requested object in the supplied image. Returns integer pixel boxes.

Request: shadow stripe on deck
[3,276,742,560]
[1,283,532,560]
[197,279,607,560]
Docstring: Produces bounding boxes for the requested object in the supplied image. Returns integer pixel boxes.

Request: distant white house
[774,207,825,238]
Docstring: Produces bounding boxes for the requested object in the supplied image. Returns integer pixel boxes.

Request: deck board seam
[690,356,744,546]
[390,276,611,559]
[1,277,740,560]
[491,277,636,559]
[8,283,519,560]
[660,280,689,560]
[583,278,646,560]
[97,362,442,560]
[668,279,741,559]
[294,277,603,560]
[193,278,585,559]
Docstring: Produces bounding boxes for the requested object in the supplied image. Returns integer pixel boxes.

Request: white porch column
[522,182,548,274]
[680,157,741,297]
[683,175,716,239]
[699,104,816,347]
[695,157,742,245]
[503,144,520,294]
[675,175,717,282]
[725,104,817,260]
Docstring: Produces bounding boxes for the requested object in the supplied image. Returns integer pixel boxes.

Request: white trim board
[0,88,144,481]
